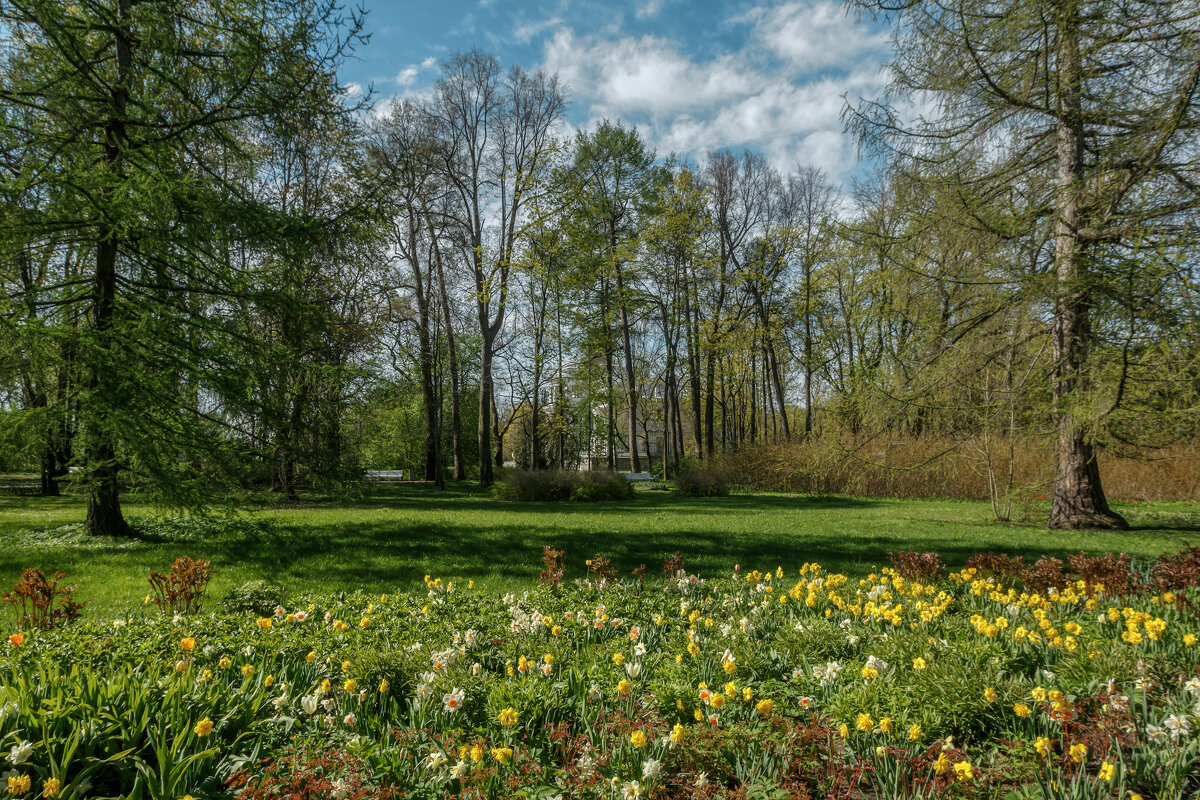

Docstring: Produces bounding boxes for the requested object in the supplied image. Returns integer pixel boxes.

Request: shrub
[673,469,729,497]
[1067,551,1136,596]
[586,555,617,584]
[1024,556,1065,595]
[965,552,1026,582]
[887,551,945,583]
[569,470,634,502]
[539,546,566,589]
[148,556,214,615]
[2,568,84,630]
[493,470,633,502]
[221,580,286,616]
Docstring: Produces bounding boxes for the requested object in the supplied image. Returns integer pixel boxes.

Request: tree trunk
[85,0,132,537]
[1047,3,1126,531]
[614,257,640,473]
[431,237,465,480]
[683,274,704,457]
[477,335,494,486]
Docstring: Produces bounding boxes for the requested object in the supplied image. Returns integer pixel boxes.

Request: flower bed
[1,551,1198,799]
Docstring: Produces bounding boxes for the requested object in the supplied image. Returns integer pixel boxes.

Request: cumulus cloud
[538,6,888,180]
[745,1,889,71]
[395,66,420,86]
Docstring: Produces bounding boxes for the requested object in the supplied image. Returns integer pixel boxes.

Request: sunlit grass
[1,483,1196,613]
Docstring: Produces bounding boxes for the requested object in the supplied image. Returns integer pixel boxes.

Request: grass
[1,483,1198,614]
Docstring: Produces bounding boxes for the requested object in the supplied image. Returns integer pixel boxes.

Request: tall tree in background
[0,0,366,534]
[432,51,565,486]
[846,0,1200,529]
[571,122,655,472]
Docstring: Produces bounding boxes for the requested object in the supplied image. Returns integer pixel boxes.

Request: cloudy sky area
[343,1,892,181]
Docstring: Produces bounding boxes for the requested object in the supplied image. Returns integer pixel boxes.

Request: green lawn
[1,484,1197,614]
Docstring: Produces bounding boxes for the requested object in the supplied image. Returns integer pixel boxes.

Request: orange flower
[8,633,24,646]
[180,637,196,651]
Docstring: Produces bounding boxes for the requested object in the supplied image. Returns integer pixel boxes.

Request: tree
[846,0,1200,529]
[431,51,565,487]
[570,121,656,472]
[0,0,366,533]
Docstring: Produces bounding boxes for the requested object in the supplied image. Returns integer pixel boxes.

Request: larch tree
[845,0,1200,529]
[0,0,367,534]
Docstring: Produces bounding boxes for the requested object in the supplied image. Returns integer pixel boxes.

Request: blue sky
[342,1,891,180]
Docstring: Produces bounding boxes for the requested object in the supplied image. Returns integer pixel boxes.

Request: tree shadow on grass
[145,511,1195,597]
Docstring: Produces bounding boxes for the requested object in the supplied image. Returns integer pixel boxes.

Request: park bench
[364,470,408,482]
[624,472,656,482]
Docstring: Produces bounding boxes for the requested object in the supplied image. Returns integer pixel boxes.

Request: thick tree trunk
[85,0,132,537]
[478,339,494,486]
[1047,4,1126,531]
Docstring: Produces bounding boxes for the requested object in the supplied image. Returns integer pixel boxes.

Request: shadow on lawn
[175,510,1192,594]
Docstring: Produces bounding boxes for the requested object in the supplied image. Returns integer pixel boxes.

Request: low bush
[148,555,214,615]
[2,568,83,630]
[673,469,729,497]
[493,469,634,502]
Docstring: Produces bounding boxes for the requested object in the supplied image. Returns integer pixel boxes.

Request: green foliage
[221,581,287,618]
[673,469,729,497]
[493,470,634,502]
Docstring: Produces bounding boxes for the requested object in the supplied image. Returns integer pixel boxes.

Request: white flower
[272,695,287,710]
[343,713,356,726]
[865,655,889,674]
[321,698,336,712]
[620,780,642,799]
[642,757,662,779]
[300,695,319,715]
[202,645,216,656]
[273,606,286,617]
[242,645,255,657]
[294,611,308,622]
[814,661,843,686]
[471,662,483,676]
[425,751,448,771]
[330,777,350,799]
[694,771,709,788]
[6,741,32,766]
[1146,724,1168,744]
[576,752,596,776]
[1184,677,1200,697]
[450,760,469,778]
[634,642,647,656]
[416,683,433,701]
[1164,714,1190,740]
[443,687,465,713]
[626,662,642,679]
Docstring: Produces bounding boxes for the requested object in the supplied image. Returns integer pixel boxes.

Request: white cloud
[514,16,563,44]
[635,0,665,19]
[539,19,887,180]
[745,1,889,71]
[395,66,420,86]
[543,30,754,115]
